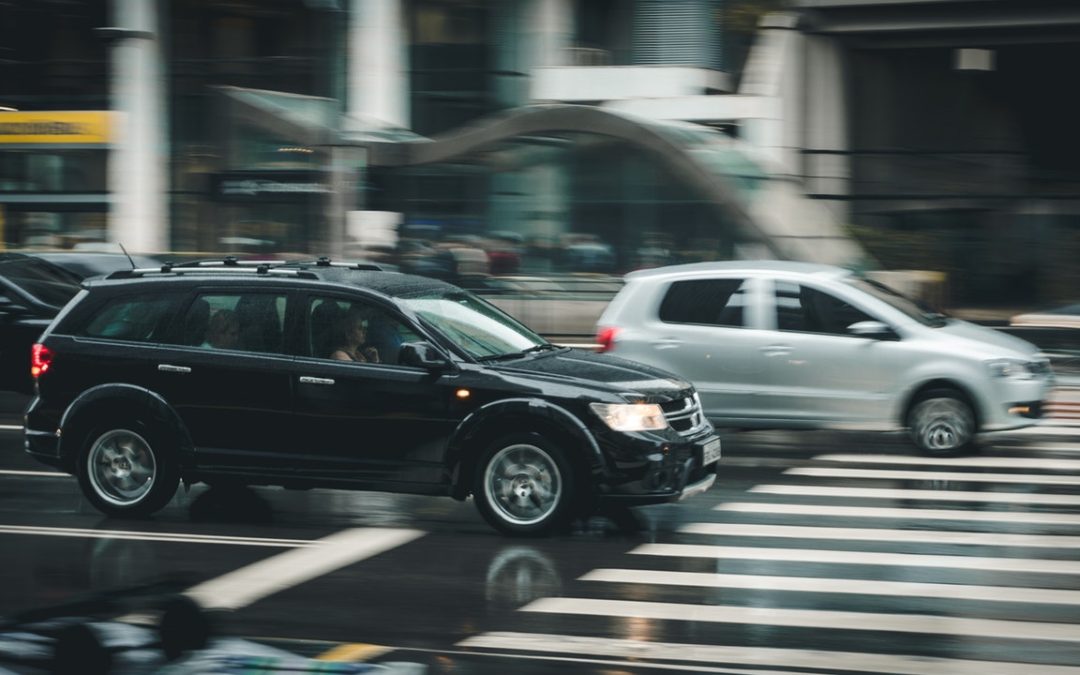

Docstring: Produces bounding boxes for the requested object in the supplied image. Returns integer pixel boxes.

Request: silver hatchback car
[596,261,1055,454]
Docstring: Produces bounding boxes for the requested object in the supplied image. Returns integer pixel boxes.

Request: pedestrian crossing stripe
[749,484,1080,505]
[458,632,1080,675]
[786,466,1080,485]
[632,543,1080,574]
[813,453,1080,470]
[580,568,1080,605]
[714,502,1080,525]
[679,522,1080,548]
[521,597,1080,642]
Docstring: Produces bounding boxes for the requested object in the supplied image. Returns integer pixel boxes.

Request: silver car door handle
[651,337,682,350]
[299,376,335,386]
[760,344,792,357]
[157,364,191,373]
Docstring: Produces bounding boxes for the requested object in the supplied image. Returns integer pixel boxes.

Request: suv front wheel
[76,422,180,517]
[473,432,578,536]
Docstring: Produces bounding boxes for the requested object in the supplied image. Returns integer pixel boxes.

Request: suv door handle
[157,364,191,373]
[299,376,335,386]
[651,337,682,350]
[760,344,792,357]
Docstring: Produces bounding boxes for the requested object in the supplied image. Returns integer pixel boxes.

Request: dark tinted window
[168,292,288,354]
[659,278,748,327]
[775,282,873,335]
[80,295,180,342]
[306,296,421,366]
[0,256,81,308]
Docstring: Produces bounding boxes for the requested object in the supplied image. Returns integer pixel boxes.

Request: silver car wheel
[87,429,158,507]
[483,443,562,526]
[911,396,974,453]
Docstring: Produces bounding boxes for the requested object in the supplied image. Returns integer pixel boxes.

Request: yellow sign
[0,111,112,145]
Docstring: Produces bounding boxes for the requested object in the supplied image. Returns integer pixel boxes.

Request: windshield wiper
[476,344,561,362]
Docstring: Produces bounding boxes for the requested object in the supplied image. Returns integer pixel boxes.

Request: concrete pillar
[529,0,573,69]
[107,0,168,253]
[802,34,850,222]
[347,0,409,128]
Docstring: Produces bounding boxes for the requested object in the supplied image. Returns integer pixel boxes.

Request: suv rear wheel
[907,388,976,456]
[76,422,179,517]
[473,432,577,536]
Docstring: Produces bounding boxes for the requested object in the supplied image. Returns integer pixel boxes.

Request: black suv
[24,259,720,535]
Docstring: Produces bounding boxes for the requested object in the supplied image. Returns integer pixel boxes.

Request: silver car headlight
[985,358,1037,380]
[589,402,668,431]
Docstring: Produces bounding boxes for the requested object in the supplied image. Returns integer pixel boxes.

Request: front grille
[662,394,709,436]
[1029,360,1053,377]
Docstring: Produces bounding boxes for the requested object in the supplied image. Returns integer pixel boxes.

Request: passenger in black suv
[24,259,720,535]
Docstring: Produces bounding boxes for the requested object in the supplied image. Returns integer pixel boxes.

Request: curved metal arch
[368,104,781,257]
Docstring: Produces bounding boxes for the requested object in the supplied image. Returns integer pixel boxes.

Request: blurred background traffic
[0,0,1077,348]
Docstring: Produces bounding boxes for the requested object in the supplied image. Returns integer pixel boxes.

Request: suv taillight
[596,326,619,353]
[31,343,53,379]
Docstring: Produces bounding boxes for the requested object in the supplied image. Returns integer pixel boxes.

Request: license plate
[701,438,721,465]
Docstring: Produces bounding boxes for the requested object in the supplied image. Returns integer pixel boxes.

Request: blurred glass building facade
[1,0,1077,305]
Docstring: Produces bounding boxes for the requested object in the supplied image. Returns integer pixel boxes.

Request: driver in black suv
[24,259,720,536]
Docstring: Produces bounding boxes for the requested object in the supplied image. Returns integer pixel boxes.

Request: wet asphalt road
[1,402,1079,674]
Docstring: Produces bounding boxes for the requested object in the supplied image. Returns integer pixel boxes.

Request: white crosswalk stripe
[459,440,1080,673]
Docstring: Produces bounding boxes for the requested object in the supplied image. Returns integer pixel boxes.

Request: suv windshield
[400,288,548,360]
[845,277,947,327]
[0,256,83,308]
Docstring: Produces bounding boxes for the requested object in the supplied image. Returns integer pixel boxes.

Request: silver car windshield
[845,277,947,327]
[400,289,549,360]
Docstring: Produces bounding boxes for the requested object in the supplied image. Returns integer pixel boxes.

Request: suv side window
[775,281,873,336]
[79,294,180,342]
[659,278,749,327]
[168,292,288,354]
[306,296,421,366]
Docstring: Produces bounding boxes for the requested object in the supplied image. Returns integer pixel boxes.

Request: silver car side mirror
[847,320,896,340]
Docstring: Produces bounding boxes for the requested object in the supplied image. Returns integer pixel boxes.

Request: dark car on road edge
[24,258,720,535]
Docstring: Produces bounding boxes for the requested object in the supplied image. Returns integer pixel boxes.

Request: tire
[472,432,579,536]
[76,420,180,517]
[907,388,976,456]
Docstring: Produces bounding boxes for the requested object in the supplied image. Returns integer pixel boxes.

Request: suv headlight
[985,358,1037,380]
[589,402,668,432]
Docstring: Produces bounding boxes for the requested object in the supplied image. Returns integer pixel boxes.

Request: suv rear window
[80,295,180,342]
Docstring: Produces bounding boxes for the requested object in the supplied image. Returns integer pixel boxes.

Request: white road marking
[521,597,1080,642]
[714,502,1080,525]
[0,524,313,547]
[0,424,23,431]
[786,467,1080,485]
[680,522,1080,547]
[632,543,1080,574]
[0,469,67,477]
[750,484,1080,506]
[184,527,424,610]
[814,454,1080,470]
[458,632,1080,675]
[581,568,1080,605]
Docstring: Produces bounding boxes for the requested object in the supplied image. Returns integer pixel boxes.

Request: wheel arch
[446,398,606,501]
[899,378,982,431]
[58,384,195,471]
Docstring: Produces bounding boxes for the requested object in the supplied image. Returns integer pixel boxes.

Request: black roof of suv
[25,258,720,535]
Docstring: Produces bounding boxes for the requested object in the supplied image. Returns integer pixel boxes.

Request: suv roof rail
[103,256,384,280]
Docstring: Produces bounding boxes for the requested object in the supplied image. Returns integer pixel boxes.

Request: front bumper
[595,427,721,506]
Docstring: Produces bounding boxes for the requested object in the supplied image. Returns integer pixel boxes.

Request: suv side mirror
[847,320,897,340]
[399,341,451,370]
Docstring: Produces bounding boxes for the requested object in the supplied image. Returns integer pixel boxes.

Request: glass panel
[307,297,420,366]
[81,295,180,343]
[659,278,748,327]
[174,293,288,354]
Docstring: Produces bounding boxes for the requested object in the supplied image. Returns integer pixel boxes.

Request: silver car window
[658,278,749,327]
[775,281,874,336]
